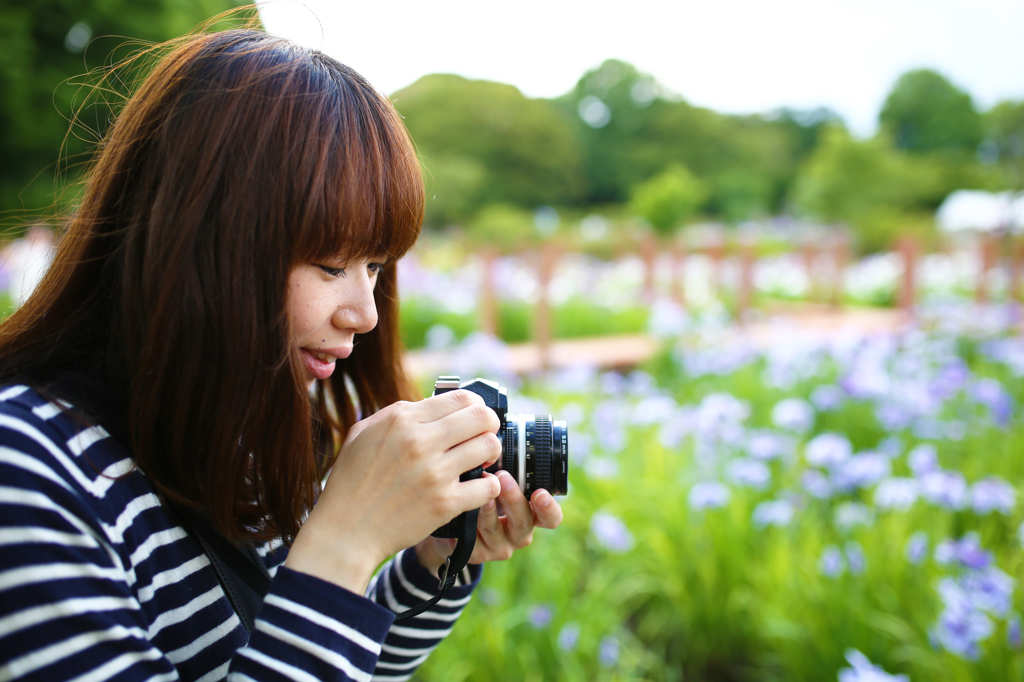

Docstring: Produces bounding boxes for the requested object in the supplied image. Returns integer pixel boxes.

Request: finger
[344,399,406,443]
[444,431,502,476]
[475,491,502,541]
[450,471,501,513]
[428,401,501,448]
[529,490,564,529]
[495,471,533,542]
[415,389,486,423]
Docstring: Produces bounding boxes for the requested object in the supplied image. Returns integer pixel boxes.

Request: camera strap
[394,466,482,621]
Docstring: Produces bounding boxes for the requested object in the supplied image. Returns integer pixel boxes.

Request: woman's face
[286,258,383,383]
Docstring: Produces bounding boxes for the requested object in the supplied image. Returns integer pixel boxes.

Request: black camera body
[431,376,568,539]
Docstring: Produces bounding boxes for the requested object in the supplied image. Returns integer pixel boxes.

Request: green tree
[0,0,249,218]
[791,126,947,251]
[878,69,983,156]
[391,74,584,228]
[555,60,827,220]
[629,165,707,235]
[985,99,1024,189]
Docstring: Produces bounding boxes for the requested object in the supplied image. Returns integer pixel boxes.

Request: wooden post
[802,240,818,302]
[738,240,755,323]
[672,242,687,308]
[830,232,849,310]
[534,243,557,371]
[976,233,998,304]
[707,237,725,299]
[897,236,918,317]
[1011,240,1024,305]
[641,234,658,303]
[478,246,498,337]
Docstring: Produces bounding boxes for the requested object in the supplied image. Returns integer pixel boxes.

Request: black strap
[182,512,271,635]
[394,466,482,622]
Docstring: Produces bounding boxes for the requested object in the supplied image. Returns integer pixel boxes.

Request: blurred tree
[0,0,249,219]
[878,69,983,156]
[985,99,1024,189]
[791,126,947,251]
[465,204,537,251]
[391,75,584,228]
[556,60,826,221]
[628,165,707,236]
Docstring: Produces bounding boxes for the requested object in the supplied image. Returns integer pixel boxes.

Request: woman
[0,25,562,681]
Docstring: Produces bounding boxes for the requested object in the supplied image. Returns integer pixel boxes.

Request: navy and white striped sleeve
[365,548,482,681]
[0,386,399,681]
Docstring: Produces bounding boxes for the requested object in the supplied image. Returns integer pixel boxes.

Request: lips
[300,346,352,381]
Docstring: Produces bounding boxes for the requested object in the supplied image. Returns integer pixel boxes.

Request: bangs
[290,54,423,267]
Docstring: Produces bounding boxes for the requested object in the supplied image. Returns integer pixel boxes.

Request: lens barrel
[489,414,568,496]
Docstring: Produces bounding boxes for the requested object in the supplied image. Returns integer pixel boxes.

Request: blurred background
[3,1,1024,680]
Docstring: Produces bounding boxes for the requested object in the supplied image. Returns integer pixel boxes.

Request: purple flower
[802,469,834,499]
[688,481,731,511]
[819,545,845,578]
[695,393,751,436]
[834,502,875,532]
[877,436,903,458]
[907,444,939,477]
[920,470,969,510]
[838,649,908,682]
[752,499,794,528]
[727,459,772,490]
[558,623,580,651]
[961,566,1016,617]
[935,534,992,570]
[810,384,845,411]
[630,395,678,426]
[970,477,1017,515]
[905,531,929,565]
[747,430,791,461]
[1009,613,1022,649]
[590,511,634,553]
[970,377,1014,427]
[875,403,913,431]
[600,372,627,396]
[598,635,620,666]
[805,432,853,468]
[528,604,553,629]
[932,358,970,399]
[772,398,815,433]
[833,452,891,491]
[874,478,920,511]
[845,541,866,575]
[934,579,995,660]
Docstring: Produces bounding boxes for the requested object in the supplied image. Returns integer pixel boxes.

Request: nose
[333,270,378,334]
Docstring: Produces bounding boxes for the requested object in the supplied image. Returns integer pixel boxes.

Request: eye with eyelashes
[315,262,386,278]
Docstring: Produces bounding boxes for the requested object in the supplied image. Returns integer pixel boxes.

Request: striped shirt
[0,384,480,681]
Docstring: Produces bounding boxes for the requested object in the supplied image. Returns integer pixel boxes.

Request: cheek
[285,275,327,341]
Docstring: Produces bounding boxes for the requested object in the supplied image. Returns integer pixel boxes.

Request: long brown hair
[0,26,424,544]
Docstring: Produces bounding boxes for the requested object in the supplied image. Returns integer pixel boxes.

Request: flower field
[415,304,1024,682]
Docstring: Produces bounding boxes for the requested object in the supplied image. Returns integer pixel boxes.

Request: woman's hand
[286,390,502,594]
[414,470,563,577]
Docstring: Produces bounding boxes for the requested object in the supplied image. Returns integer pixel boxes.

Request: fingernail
[534,490,552,508]
[497,470,516,492]
[484,499,496,510]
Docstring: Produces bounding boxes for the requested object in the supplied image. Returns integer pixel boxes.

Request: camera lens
[490,414,568,496]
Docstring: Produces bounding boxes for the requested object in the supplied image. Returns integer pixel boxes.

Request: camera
[432,376,568,539]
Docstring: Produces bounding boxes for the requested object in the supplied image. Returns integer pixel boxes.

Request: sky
[259,0,1024,137]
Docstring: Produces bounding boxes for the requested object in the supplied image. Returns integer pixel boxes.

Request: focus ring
[532,417,552,492]
[503,422,517,481]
